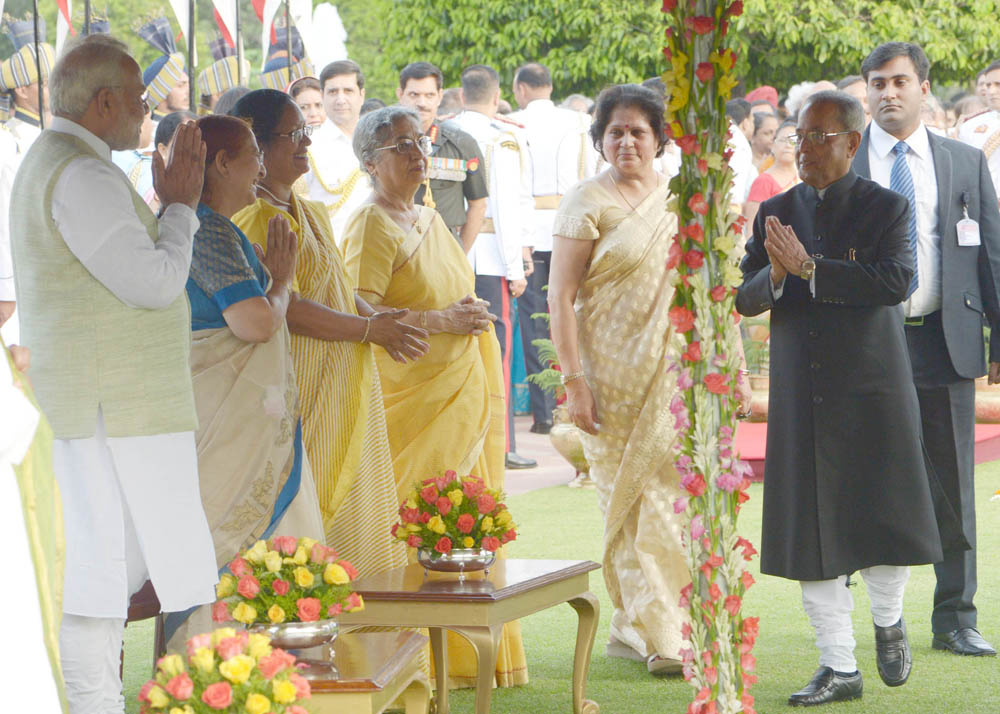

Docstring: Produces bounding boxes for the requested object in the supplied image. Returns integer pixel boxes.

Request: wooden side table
[306,630,431,714]
[338,559,601,714]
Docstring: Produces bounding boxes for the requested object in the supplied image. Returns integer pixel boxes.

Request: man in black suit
[854,42,1000,658]
[737,91,945,706]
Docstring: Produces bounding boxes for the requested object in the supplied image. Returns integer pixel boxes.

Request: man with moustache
[737,91,945,705]
[855,42,1000,658]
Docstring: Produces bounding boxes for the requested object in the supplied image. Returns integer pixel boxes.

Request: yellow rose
[405,523,422,533]
[405,497,418,510]
[267,604,286,624]
[147,685,170,708]
[324,563,350,585]
[463,536,475,548]
[272,678,298,704]
[232,601,258,625]
[291,545,309,565]
[219,654,255,685]
[191,647,216,674]
[169,707,195,714]
[428,515,447,534]
[248,633,272,660]
[246,540,268,564]
[245,693,272,714]
[496,511,512,527]
[210,628,237,646]
[215,573,237,599]
[293,566,315,588]
[263,551,283,573]
[447,489,463,507]
[298,537,318,553]
[157,653,184,678]
[480,516,493,532]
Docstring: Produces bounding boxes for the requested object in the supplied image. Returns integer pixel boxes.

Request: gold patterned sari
[553,177,688,659]
[341,203,527,688]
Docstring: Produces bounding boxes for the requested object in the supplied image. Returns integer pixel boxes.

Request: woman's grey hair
[352,105,420,179]
[51,34,133,120]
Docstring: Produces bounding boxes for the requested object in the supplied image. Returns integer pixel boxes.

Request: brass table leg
[454,624,504,714]
[568,593,601,714]
[404,676,432,714]
[429,627,449,714]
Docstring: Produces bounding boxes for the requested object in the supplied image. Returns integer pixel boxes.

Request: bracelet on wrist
[420,310,429,330]
[561,370,586,386]
[360,316,373,343]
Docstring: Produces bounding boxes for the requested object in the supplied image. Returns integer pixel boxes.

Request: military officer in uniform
[197,37,248,114]
[509,62,599,434]
[137,16,189,121]
[452,64,536,470]
[397,61,488,250]
[304,60,370,242]
[958,60,1000,203]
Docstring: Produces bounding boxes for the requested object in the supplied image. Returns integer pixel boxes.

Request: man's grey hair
[51,34,134,120]
[803,90,865,133]
[353,105,420,179]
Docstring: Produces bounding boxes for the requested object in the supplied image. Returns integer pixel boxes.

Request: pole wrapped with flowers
[660,0,759,712]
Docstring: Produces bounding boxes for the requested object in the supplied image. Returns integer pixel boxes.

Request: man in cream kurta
[9,35,217,713]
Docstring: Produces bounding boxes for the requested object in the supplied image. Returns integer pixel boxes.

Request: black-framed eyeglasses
[373,135,433,157]
[272,125,314,143]
[786,130,855,146]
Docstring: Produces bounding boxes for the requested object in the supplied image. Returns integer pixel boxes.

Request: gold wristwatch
[799,258,816,281]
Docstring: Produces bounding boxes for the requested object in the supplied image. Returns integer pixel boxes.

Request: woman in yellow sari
[340,105,528,688]
[549,85,751,675]
[230,90,427,580]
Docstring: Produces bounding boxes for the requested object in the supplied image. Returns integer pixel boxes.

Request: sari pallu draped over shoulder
[555,178,689,660]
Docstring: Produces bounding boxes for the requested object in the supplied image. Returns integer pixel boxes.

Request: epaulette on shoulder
[494,114,525,130]
[964,108,992,123]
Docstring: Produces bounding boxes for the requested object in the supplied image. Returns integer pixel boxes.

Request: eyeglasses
[106,85,149,113]
[785,130,855,146]
[272,124,314,143]
[373,135,434,157]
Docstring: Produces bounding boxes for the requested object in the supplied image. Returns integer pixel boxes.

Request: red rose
[401,507,419,524]
[211,601,230,622]
[682,341,702,363]
[695,62,715,83]
[462,479,484,498]
[685,223,704,243]
[297,597,322,622]
[456,513,475,534]
[683,250,704,270]
[669,305,696,333]
[686,15,715,34]
[236,575,260,599]
[662,0,677,10]
[704,373,731,395]
[688,192,709,216]
[444,469,457,480]
[724,594,742,616]
[434,536,453,554]
[710,285,728,302]
[676,134,700,155]
[482,536,501,552]
[339,560,359,579]
[727,0,744,17]
[258,649,296,679]
[420,485,439,505]
[201,682,233,710]
[419,511,431,523]
[666,238,683,269]
[407,534,422,548]
[272,579,290,596]
[229,557,251,578]
[476,493,496,513]
[436,496,452,516]
[501,528,517,544]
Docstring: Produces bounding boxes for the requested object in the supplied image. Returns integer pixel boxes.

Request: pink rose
[419,485,439,505]
[481,536,501,552]
[338,560,358,579]
[186,633,212,656]
[407,534,422,548]
[401,507,419,524]
[216,635,245,661]
[229,557,251,578]
[327,603,342,617]
[272,579,290,596]
[435,475,453,491]
[273,535,298,555]
[165,672,194,700]
[296,597,321,622]
[462,479,484,499]
[201,681,233,709]
[289,672,312,699]
[419,511,431,524]
[434,536,452,554]
[444,469,457,480]
[500,529,517,544]
[236,574,260,599]
[435,496,452,516]
[287,707,309,714]
[258,649,296,679]
[347,592,363,611]
[310,543,329,563]
[137,680,155,703]
[456,513,475,534]
[211,600,230,623]
[476,493,496,513]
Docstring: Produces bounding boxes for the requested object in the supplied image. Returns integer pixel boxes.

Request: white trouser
[800,565,910,673]
[60,486,149,714]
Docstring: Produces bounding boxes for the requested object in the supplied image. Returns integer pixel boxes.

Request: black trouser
[475,274,515,453]
[905,312,978,632]
[516,250,555,425]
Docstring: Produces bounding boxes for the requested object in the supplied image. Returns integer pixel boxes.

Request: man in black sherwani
[736,91,944,707]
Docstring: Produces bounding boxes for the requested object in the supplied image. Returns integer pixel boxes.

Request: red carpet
[735,422,1000,481]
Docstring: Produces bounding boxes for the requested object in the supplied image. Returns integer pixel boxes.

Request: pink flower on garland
[724,594,742,616]
[703,373,730,395]
[666,237,683,269]
[727,0,744,17]
[684,473,707,497]
[669,305,696,333]
[679,582,693,608]
[685,222,705,243]
[686,15,716,34]
[695,62,715,83]
[741,570,756,590]
[688,192,709,215]
[683,250,705,270]
[682,341,702,362]
[676,134,701,155]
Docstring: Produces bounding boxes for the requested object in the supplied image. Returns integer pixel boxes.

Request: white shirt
[451,110,527,281]
[509,99,599,251]
[868,121,941,317]
[728,121,756,205]
[958,109,1000,200]
[304,119,373,243]
[0,128,18,303]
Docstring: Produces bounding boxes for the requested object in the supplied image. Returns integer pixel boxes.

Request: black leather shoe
[505,452,537,469]
[932,628,997,656]
[874,617,912,686]
[788,667,862,707]
[529,421,553,435]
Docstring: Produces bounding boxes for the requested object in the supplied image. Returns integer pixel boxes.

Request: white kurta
[304,119,372,242]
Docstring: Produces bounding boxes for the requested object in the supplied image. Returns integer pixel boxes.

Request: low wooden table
[338,559,601,714]
[306,630,431,714]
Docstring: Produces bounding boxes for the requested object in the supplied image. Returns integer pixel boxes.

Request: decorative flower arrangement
[392,470,516,556]
[660,0,760,712]
[137,628,310,714]
[213,536,364,626]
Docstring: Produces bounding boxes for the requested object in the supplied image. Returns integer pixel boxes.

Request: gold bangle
[561,370,586,385]
[360,316,372,343]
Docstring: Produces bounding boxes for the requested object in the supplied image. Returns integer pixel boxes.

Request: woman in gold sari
[230,90,427,579]
[549,85,750,675]
[340,105,528,688]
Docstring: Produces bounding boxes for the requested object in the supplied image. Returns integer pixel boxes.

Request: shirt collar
[455,110,491,128]
[870,119,931,161]
[50,117,112,160]
[523,99,554,113]
[812,169,857,202]
[319,118,350,142]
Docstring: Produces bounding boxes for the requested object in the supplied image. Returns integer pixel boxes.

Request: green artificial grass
[123,463,1000,713]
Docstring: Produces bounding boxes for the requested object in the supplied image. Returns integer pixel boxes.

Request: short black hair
[461,64,499,104]
[290,77,321,99]
[229,88,297,148]
[589,83,667,158]
[400,62,443,91]
[802,90,865,133]
[753,111,777,135]
[726,98,751,124]
[320,60,365,92]
[514,63,552,89]
[154,110,197,148]
[750,99,775,112]
[861,42,930,84]
[836,74,864,90]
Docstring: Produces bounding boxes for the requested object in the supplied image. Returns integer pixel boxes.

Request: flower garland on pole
[660,1,760,713]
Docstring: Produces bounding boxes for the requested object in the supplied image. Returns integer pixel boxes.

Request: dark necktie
[890,141,919,298]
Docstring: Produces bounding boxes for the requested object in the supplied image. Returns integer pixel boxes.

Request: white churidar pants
[800,565,910,673]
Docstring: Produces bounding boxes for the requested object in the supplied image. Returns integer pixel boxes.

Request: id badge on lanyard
[957,191,981,246]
